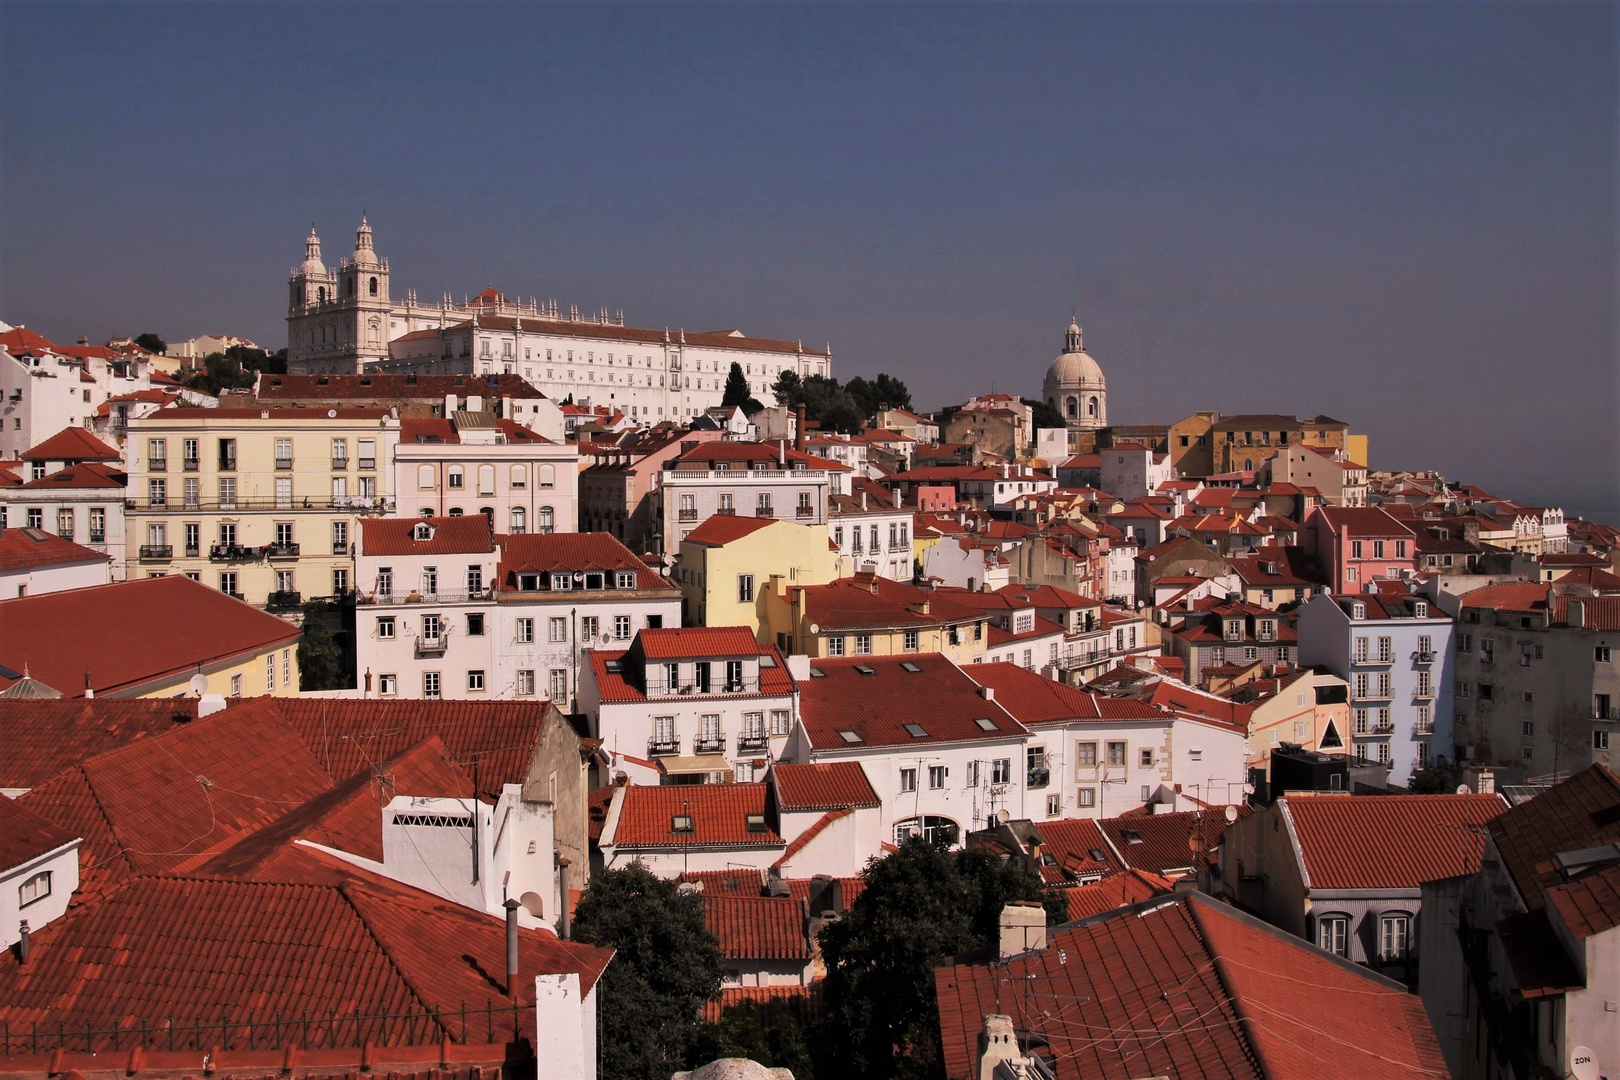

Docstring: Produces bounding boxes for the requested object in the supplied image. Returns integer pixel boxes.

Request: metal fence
[1,999,533,1056]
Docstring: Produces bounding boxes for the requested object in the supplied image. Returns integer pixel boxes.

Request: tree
[693,1000,815,1079]
[772,370,804,407]
[573,865,724,1080]
[722,362,752,408]
[182,351,255,396]
[296,600,344,690]
[847,373,914,417]
[134,333,166,355]
[815,838,1054,1080]
[1023,396,1065,432]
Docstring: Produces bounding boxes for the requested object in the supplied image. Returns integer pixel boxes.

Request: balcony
[715,506,737,516]
[678,508,700,522]
[1371,723,1396,735]
[1413,722,1435,735]
[331,458,348,471]
[754,507,776,518]
[796,505,814,518]
[357,587,494,606]
[275,459,293,471]
[648,737,681,757]
[643,675,761,697]
[149,459,167,472]
[138,545,172,560]
[183,458,199,472]
[358,457,375,470]
[693,736,726,755]
[266,590,302,611]
[415,635,449,658]
[185,546,201,558]
[1595,706,1618,722]
[738,733,769,753]
[1027,767,1051,789]
[210,543,260,562]
[333,542,352,556]
[1412,650,1435,664]
[267,542,301,559]
[219,457,237,472]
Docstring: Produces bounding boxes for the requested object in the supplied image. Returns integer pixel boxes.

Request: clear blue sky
[2,3,1614,519]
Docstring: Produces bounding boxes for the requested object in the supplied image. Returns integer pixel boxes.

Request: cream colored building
[676,515,839,634]
[123,406,400,614]
[763,576,991,664]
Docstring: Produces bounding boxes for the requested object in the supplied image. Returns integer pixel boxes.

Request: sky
[2,3,1615,520]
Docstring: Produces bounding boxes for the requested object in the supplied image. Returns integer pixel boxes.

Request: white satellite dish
[996,808,1011,825]
[189,673,208,697]
[1569,1047,1599,1080]
[1456,784,1471,795]
[327,409,337,418]
[808,623,820,635]
[1224,805,1238,823]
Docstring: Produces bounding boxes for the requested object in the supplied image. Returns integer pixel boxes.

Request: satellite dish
[909,825,922,838]
[189,673,208,697]
[809,623,820,635]
[327,409,337,418]
[1456,784,1471,795]
[1224,805,1238,823]
[1569,1047,1599,1080]
[996,808,1011,824]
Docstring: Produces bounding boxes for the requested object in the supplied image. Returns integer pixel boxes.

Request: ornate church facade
[286,219,831,421]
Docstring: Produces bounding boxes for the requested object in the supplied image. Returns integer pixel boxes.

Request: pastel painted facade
[1305,505,1418,594]
[676,516,838,634]
[395,411,579,534]
[765,576,991,665]
[1,327,169,461]
[656,442,848,556]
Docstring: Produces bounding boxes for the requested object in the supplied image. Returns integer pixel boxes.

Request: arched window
[1065,397,1078,418]
[317,286,326,304]
[891,816,959,847]
[368,276,378,297]
[448,507,463,517]
[480,507,494,523]
[509,464,527,489]
[1088,396,1098,418]
[477,464,495,495]
[510,507,527,534]
[538,464,555,488]
[538,506,554,534]
[419,508,434,518]
[1243,459,1254,471]
[347,277,355,297]
[1314,913,1350,957]
[417,465,435,490]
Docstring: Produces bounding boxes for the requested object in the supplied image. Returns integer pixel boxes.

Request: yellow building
[676,515,838,634]
[0,575,302,699]
[1345,434,1369,468]
[124,405,401,617]
[762,575,990,663]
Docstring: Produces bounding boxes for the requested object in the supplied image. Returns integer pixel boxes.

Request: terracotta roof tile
[1100,808,1252,876]
[1457,581,1552,614]
[1056,868,1175,920]
[20,427,121,462]
[1547,860,1620,941]
[0,794,78,871]
[609,783,783,849]
[1031,817,1125,883]
[0,577,301,698]
[1488,764,1620,910]
[679,514,779,546]
[771,762,880,811]
[1496,909,1585,998]
[1282,793,1506,890]
[359,515,494,556]
[773,808,853,867]
[0,528,111,573]
[16,461,126,490]
[257,373,546,401]
[798,654,1028,750]
[496,532,672,591]
[702,895,808,960]
[964,664,1171,726]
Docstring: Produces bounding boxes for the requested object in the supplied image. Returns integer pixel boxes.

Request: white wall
[0,556,110,599]
[535,973,597,1080]
[0,838,79,949]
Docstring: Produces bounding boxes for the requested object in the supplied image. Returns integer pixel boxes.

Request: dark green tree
[847,373,914,418]
[815,838,1055,1080]
[1407,764,1465,795]
[1023,397,1066,432]
[573,865,725,1080]
[772,369,803,407]
[296,601,344,690]
[693,1001,814,1078]
[722,362,752,408]
[134,333,166,355]
[183,351,256,396]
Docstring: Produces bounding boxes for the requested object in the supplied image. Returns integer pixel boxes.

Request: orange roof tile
[1282,793,1506,890]
[1056,868,1175,920]
[15,461,126,489]
[496,532,672,591]
[798,654,1028,750]
[1487,764,1620,912]
[964,664,1171,726]
[359,515,493,556]
[681,514,780,546]
[772,761,880,811]
[0,700,209,790]
[20,427,121,462]
[0,528,111,573]
[0,794,78,871]
[1101,808,1252,876]
[702,895,808,960]
[610,783,782,849]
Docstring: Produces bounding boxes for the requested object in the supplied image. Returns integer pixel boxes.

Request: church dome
[1043,321,1105,391]
[299,228,327,278]
[350,216,379,267]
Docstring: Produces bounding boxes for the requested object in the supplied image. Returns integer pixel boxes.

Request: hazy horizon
[2,3,1614,521]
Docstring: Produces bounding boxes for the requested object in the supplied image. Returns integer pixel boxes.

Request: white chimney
[467,394,484,413]
[998,901,1046,958]
[977,1014,1023,1080]
[444,393,457,416]
[979,685,995,701]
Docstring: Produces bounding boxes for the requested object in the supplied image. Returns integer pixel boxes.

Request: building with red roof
[0,794,81,950]
[1162,598,1299,688]
[676,515,838,634]
[1304,504,1418,594]
[0,524,112,598]
[1220,791,1505,983]
[654,439,849,555]
[766,573,994,666]
[3,329,173,461]
[597,781,786,876]
[936,890,1445,1080]
[394,405,579,533]
[767,760,885,878]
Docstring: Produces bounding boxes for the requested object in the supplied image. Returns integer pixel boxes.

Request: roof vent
[978,686,995,701]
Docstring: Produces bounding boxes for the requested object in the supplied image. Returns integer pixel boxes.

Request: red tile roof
[935,892,1446,1080]
[992,582,1099,610]
[702,895,809,960]
[791,576,984,631]
[0,860,612,1050]
[1056,868,1175,920]
[1487,765,1620,911]
[400,416,551,444]
[0,700,212,790]
[703,984,821,1025]
[496,531,672,591]
[1311,505,1417,538]
[672,441,849,471]
[16,461,126,489]
[20,427,121,462]
[1457,581,1551,614]
[964,664,1171,726]
[152,405,391,421]
[1031,817,1125,883]
[634,625,768,661]
[679,514,779,546]
[798,654,1028,751]
[444,313,828,357]
[0,576,301,698]
[609,783,783,849]
[1281,793,1506,890]
[1496,909,1585,998]
[588,641,797,704]
[0,794,78,871]
[1547,860,1620,941]
[1101,808,1252,876]
[256,373,546,400]
[0,528,111,573]
[359,515,493,555]
[0,326,58,352]
[771,761,880,811]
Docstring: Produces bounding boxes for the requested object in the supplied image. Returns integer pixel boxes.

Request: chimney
[505,898,521,995]
[467,394,484,413]
[795,404,807,452]
[445,393,457,416]
[83,674,93,699]
[998,901,1046,958]
[17,920,29,964]
[978,685,995,701]
[1569,599,1586,629]
[976,1014,1024,1080]
[557,857,571,940]
[861,490,868,511]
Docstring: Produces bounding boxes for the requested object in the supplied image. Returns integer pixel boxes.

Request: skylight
[671,815,695,833]
[745,814,768,834]
[903,723,929,738]
[838,730,864,744]
[759,655,778,668]
[854,665,876,675]
[900,661,921,673]
[973,718,998,731]
[809,667,827,678]
[604,660,623,674]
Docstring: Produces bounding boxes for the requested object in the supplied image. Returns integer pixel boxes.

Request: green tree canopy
[1023,396,1066,432]
[573,865,725,1080]
[296,601,344,690]
[134,333,166,355]
[847,373,913,416]
[693,1000,815,1079]
[815,838,1058,1080]
[182,351,256,396]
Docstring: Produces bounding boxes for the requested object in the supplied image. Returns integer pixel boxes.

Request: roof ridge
[1182,898,1269,1078]
[335,877,464,1023]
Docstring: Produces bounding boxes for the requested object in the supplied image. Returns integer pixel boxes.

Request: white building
[396,407,580,534]
[1096,445,1174,501]
[285,221,833,419]
[0,795,81,951]
[2,460,126,577]
[921,536,1011,593]
[581,627,801,785]
[1297,590,1455,783]
[656,441,849,555]
[354,518,680,705]
[2,327,170,461]
[0,526,112,599]
[596,781,786,875]
[829,483,914,581]
[784,653,1035,845]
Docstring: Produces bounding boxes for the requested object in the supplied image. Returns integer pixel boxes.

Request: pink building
[1305,506,1417,593]
[579,428,724,549]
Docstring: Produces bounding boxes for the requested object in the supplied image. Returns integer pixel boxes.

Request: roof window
[759,655,778,668]
[854,665,876,675]
[900,661,921,673]
[604,659,623,674]
[974,718,999,731]
[838,730,864,744]
[1121,829,1144,844]
[412,522,434,541]
[745,814,768,834]
[671,814,695,833]
[903,723,929,738]
[809,667,827,678]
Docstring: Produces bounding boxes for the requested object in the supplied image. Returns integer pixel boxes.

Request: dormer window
[412,522,434,541]
[1225,619,1243,642]
[1413,601,1428,618]
[551,573,573,590]
[616,570,636,589]
[1352,602,1367,620]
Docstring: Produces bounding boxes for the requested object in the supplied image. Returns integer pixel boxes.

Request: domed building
[1043,319,1107,434]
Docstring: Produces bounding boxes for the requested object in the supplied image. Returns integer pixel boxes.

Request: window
[1107,741,1127,766]
[539,506,554,533]
[230,673,243,697]
[614,615,631,640]
[1377,636,1393,663]
[770,709,791,735]
[331,476,347,504]
[992,758,1012,785]
[929,765,947,790]
[1316,915,1349,958]
[418,465,435,490]
[478,464,495,496]
[421,566,438,596]
[1378,914,1411,961]
[376,567,393,598]
[1139,748,1154,768]
[423,672,441,699]
[89,506,105,543]
[149,477,167,507]
[1077,787,1096,809]
[549,669,568,700]
[377,617,395,639]
[1522,721,1535,737]
[738,573,755,604]
[18,870,52,907]
[219,571,237,597]
[467,670,485,692]
[56,507,74,539]
[549,617,567,643]
[378,674,397,696]
[183,438,199,469]
[422,613,442,642]
[854,633,872,655]
[1076,741,1098,767]
[1354,637,1369,663]
[25,508,42,529]
[580,616,600,641]
[466,613,485,636]
[266,654,276,689]
[904,629,919,651]
[516,617,534,643]
[1598,646,1613,664]
[332,520,348,555]
[1596,731,1610,751]
[448,466,464,490]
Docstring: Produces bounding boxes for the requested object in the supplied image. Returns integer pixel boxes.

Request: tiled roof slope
[20,427,121,462]
[360,515,493,555]
[964,663,1170,725]
[16,461,126,489]
[1101,808,1252,877]
[935,893,1445,1080]
[681,514,778,546]
[0,528,110,572]
[0,576,301,697]
[497,532,671,591]
[634,625,767,660]
[771,761,880,811]
[1547,861,1620,940]
[610,783,782,849]
[17,702,334,892]
[798,654,1028,750]
[0,794,78,870]
[1057,869,1175,921]
[702,895,809,960]
[1283,793,1506,890]
[1488,764,1620,910]
[1030,818,1125,883]
[0,861,612,1050]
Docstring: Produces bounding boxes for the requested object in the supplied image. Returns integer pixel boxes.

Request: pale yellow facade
[1345,434,1369,468]
[677,520,838,634]
[127,641,303,699]
[761,590,990,664]
[1246,670,1351,770]
[124,408,401,618]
